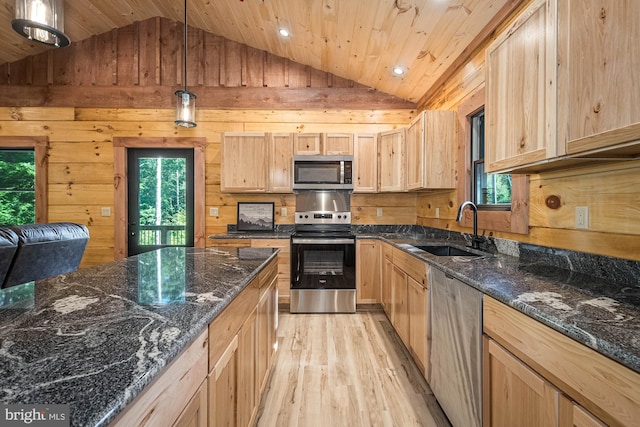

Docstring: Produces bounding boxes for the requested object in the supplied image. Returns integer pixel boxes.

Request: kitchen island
[0,246,278,427]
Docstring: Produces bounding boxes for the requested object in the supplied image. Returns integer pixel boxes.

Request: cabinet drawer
[392,248,428,286]
[484,297,640,426]
[208,278,259,367]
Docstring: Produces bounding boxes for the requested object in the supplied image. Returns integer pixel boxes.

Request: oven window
[303,249,344,275]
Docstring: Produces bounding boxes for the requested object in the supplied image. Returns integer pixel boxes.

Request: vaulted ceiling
[0,0,519,103]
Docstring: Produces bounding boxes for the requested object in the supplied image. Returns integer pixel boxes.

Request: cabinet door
[293,133,322,155]
[208,336,239,427]
[378,129,405,192]
[381,245,393,315]
[559,1,640,155]
[559,395,606,427]
[269,133,294,193]
[353,134,378,193]
[485,0,557,173]
[483,336,559,427]
[174,380,207,427]
[405,112,424,190]
[424,110,456,189]
[356,240,379,303]
[251,238,290,305]
[221,133,268,192]
[391,264,409,346]
[257,275,277,396]
[323,133,354,155]
[407,276,428,378]
[237,308,258,427]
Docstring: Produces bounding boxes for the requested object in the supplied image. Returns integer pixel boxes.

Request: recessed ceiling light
[392,66,405,76]
[279,28,290,37]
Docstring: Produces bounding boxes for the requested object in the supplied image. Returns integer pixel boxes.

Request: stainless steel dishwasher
[429,267,483,427]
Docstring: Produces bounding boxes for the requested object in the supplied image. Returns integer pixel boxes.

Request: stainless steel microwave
[293,155,354,190]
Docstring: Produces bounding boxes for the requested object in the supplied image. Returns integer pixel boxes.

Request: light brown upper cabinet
[293,133,354,155]
[558,1,640,157]
[293,133,322,155]
[406,110,457,190]
[221,133,293,193]
[378,129,405,192]
[486,0,640,173]
[268,133,294,193]
[353,133,378,193]
[485,0,557,173]
[323,133,354,155]
[221,133,269,192]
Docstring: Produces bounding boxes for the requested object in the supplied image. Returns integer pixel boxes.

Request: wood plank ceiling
[0,0,517,104]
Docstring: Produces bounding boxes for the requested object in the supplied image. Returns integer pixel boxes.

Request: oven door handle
[291,238,355,245]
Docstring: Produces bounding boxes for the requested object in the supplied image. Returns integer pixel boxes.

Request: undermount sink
[411,244,481,257]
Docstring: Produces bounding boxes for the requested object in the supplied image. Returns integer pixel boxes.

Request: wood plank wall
[0,107,415,267]
[0,17,413,110]
[417,0,640,261]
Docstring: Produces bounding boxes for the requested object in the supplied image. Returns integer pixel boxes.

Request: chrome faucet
[456,201,484,249]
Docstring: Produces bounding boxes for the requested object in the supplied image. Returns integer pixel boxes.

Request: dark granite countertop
[0,246,278,427]
[358,233,640,375]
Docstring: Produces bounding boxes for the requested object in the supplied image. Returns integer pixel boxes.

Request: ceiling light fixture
[278,28,290,37]
[175,0,197,128]
[12,0,70,47]
[392,66,405,76]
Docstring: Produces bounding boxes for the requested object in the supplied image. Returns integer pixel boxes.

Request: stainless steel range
[290,191,356,313]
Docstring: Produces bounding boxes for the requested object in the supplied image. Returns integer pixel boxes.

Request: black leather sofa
[0,223,89,289]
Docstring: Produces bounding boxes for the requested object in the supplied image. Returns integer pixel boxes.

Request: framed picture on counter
[237,202,275,232]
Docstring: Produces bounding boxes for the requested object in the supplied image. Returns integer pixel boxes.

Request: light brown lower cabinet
[407,275,428,378]
[484,296,639,427]
[379,242,430,380]
[483,336,560,427]
[237,309,258,427]
[174,380,208,427]
[381,244,393,315]
[209,335,239,427]
[559,395,607,427]
[391,264,409,346]
[355,240,380,304]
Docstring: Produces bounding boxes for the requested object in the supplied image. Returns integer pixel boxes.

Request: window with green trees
[0,149,36,226]
[471,110,512,209]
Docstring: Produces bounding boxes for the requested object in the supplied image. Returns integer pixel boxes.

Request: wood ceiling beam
[0,86,416,110]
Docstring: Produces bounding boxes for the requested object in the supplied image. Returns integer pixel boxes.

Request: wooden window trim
[0,136,48,223]
[456,87,529,235]
[113,137,207,260]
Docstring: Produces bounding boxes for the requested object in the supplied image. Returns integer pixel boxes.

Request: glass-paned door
[127,148,194,256]
[0,149,35,226]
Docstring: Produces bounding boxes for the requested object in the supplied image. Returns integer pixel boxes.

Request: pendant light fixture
[175,0,197,128]
[12,0,70,48]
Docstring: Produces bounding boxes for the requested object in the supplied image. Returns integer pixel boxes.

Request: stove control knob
[304,215,309,219]
[337,215,342,219]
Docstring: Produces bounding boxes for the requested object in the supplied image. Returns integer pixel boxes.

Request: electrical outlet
[377,208,383,217]
[575,206,589,229]
[435,208,440,219]
[101,207,111,217]
[281,207,287,217]
[209,207,219,217]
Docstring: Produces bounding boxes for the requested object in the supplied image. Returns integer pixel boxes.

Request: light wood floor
[255,309,452,427]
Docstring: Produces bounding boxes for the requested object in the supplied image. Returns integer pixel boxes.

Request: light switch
[281,207,287,217]
[377,208,383,217]
[435,208,440,219]
[210,207,219,217]
[101,207,111,217]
